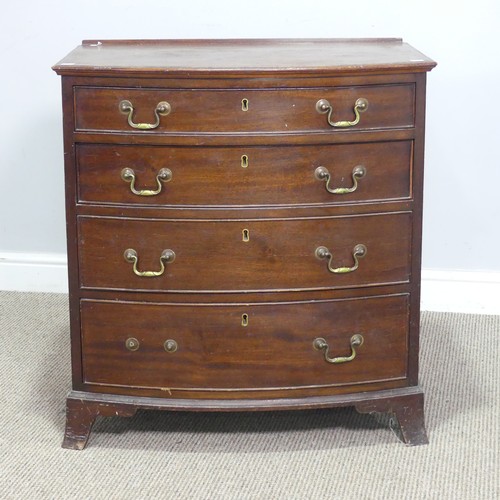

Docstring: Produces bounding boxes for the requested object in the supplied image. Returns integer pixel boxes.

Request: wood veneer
[53,38,436,449]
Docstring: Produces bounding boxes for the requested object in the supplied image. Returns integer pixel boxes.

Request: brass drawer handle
[313,334,364,364]
[316,98,368,128]
[315,244,367,274]
[123,248,175,277]
[121,167,172,196]
[119,99,171,130]
[315,165,366,194]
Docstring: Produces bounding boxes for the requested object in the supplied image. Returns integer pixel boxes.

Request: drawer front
[81,295,409,391]
[78,213,411,292]
[74,85,415,133]
[77,141,412,207]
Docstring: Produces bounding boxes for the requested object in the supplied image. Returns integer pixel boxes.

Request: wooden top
[52,38,436,78]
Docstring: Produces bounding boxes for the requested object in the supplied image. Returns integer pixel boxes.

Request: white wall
[1,0,500,312]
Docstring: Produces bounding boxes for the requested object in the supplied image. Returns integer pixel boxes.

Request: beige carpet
[0,291,498,499]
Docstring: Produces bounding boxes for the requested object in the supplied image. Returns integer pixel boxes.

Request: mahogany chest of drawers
[53,39,436,449]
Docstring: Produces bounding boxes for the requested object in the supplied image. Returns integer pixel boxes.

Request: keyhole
[241,155,249,168]
[241,313,249,327]
[241,98,249,111]
[242,229,250,242]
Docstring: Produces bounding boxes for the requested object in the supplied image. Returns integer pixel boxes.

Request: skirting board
[0,252,68,294]
[420,269,500,315]
[0,253,499,314]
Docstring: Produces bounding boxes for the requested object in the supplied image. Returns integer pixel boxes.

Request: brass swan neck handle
[315,244,367,274]
[316,98,368,128]
[123,248,175,277]
[121,167,172,196]
[315,165,366,194]
[119,100,171,130]
[313,334,364,364]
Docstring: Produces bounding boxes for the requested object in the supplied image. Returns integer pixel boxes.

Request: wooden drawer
[77,141,412,207]
[77,213,411,292]
[74,84,415,134]
[81,294,409,392]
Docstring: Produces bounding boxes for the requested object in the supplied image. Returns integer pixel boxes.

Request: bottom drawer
[80,294,409,393]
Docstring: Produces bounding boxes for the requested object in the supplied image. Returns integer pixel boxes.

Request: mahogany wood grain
[77,141,412,207]
[60,77,84,389]
[355,390,428,446]
[77,213,412,292]
[73,128,416,148]
[63,396,137,450]
[54,39,435,449]
[65,73,419,91]
[62,386,426,448]
[75,200,414,221]
[78,283,411,305]
[407,72,428,387]
[80,378,409,401]
[53,38,436,78]
[74,84,415,134]
[80,294,409,391]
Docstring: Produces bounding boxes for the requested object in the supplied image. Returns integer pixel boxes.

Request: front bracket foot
[62,394,137,450]
[355,390,428,446]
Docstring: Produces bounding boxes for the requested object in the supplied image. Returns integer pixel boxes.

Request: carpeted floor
[0,291,498,499]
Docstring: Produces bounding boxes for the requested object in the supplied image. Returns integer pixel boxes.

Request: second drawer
[78,213,411,292]
[77,141,412,207]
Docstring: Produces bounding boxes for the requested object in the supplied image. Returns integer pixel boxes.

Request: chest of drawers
[53,39,436,449]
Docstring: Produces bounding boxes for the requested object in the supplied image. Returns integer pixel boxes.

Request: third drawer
[78,212,411,292]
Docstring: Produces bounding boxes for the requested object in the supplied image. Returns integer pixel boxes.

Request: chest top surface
[52,38,436,78]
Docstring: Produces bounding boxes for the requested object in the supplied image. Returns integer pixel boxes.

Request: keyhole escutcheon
[241,98,249,111]
[242,229,250,242]
[241,313,249,327]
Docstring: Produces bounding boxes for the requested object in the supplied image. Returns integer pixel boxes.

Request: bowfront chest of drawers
[53,39,436,449]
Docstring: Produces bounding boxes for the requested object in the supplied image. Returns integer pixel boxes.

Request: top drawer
[74,84,415,134]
